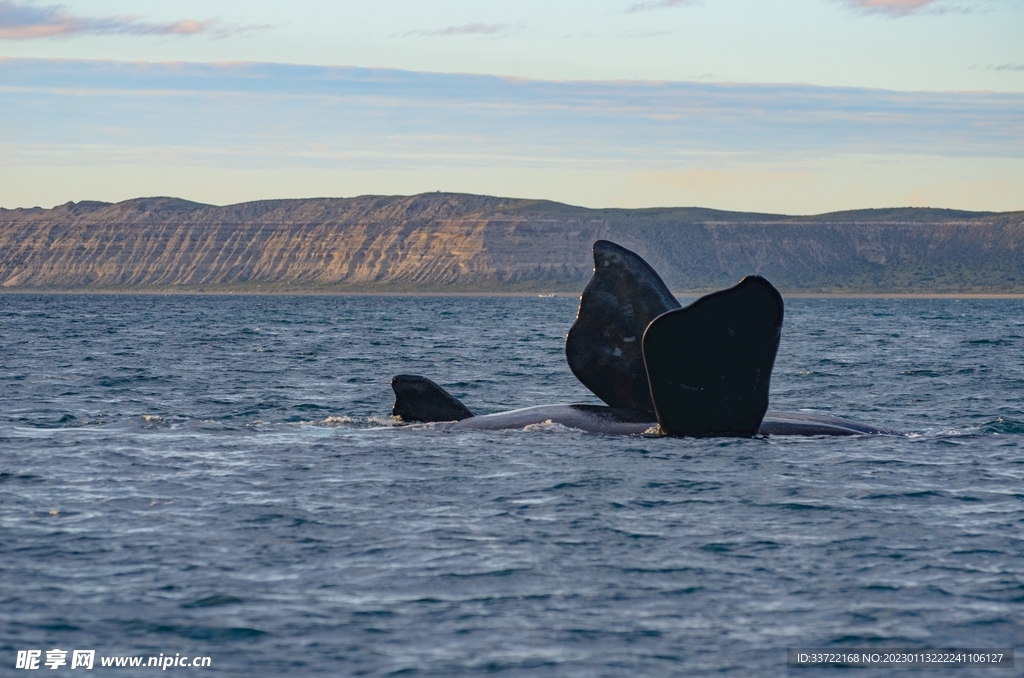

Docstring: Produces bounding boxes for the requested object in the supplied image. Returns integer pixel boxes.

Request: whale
[389,240,897,437]
[392,375,896,436]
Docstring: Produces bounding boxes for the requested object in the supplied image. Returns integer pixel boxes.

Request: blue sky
[1,0,1022,213]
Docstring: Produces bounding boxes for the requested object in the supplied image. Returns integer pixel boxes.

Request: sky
[0,0,1022,214]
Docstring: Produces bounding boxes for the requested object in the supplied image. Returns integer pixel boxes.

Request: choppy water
[1,294,1022,676]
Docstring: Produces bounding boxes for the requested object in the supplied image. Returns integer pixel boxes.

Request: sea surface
[1,294,1022,676]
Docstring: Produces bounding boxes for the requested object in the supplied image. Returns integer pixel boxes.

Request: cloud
[0,0,265,40]
[1,58,1021,212]
[402,23,511,38]
[995,63,1024,72]
[626,0,699,12]
[2,57,1018,166]
[840,0,943,16]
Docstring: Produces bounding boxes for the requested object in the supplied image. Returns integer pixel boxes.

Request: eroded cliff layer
[1,193,1021,292]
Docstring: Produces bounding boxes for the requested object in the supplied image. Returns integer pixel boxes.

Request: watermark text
[16,650,211,670]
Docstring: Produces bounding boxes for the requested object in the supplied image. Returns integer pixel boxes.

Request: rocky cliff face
[1,193,1021,292]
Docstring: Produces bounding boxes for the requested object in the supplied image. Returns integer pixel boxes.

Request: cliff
[1,193,1021,293]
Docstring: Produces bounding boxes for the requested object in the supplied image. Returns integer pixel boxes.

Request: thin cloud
[0,0,266,40]
[627,0,699,12]
[840,0,943,16]
[402,23,511,38]
[995,63,1024,72]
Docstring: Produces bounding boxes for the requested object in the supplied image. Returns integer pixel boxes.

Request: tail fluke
[643,276,783,437]
[565,240,680,411]
[391,375,474,422]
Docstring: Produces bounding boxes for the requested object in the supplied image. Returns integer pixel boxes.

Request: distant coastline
[4,288,1024,300]
[2,192,1021,295]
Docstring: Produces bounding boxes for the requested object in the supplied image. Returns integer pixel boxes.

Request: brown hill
[0,193,1021,293]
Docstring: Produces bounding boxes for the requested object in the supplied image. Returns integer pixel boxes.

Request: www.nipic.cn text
[16,650,212,670]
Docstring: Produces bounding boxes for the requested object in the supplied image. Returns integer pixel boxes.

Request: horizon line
[1,191,1016,218]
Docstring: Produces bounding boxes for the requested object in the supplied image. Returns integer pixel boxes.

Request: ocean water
[1,294,1022,676]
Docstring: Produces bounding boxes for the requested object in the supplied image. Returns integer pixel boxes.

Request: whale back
[565,240,680,410]
[643,276,783,437]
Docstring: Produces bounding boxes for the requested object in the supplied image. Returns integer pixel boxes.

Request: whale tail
[643,275,783,437]
[567,241,784,437]
[565,240,680,411]
[391,374,474,422]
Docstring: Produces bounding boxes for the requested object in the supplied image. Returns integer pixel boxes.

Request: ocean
[1,294,1022,675]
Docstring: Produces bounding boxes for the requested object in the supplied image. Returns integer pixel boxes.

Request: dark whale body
[391,375,897,437]
[390,240,898,438]
[453,404,656,435]
[455,405,893,437]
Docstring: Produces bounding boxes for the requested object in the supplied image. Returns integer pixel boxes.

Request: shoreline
[3,289,1024,299]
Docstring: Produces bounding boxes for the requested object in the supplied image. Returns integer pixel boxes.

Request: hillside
[0,193,1021,293]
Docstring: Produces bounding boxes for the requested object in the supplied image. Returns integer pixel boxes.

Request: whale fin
[643,276,783,437]
[565,240,681,410]
[391,375,474,422]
